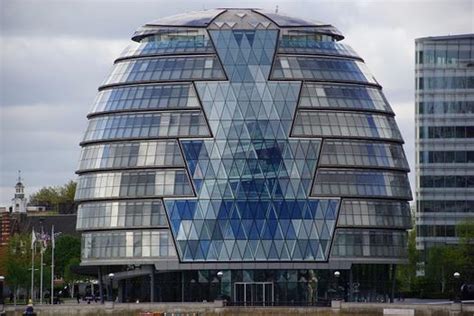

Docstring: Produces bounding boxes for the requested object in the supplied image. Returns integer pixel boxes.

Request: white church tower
[12,170,27,213]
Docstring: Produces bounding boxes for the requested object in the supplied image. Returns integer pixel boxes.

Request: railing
[224,300,331,307]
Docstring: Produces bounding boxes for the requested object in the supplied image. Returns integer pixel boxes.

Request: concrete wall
[3,301,474,316]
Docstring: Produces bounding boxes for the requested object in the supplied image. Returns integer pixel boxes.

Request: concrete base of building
[3,301,473,316]
[331,300,341,309]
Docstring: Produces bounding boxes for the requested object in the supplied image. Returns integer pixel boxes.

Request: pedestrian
[24,299,35,315]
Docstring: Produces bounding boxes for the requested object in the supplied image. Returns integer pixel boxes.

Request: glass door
[234,282,273,306]
[235,283,245,305]
[264,283,273,306]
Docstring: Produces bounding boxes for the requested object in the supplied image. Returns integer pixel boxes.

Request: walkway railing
[224,300,331,307]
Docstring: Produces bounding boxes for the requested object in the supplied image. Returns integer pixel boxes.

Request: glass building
[415,34,474,257]
[75,9,412,305]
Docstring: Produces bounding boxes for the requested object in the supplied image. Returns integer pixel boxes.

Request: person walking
[24,299,35,315]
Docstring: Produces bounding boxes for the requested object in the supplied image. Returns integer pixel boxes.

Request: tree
[397,220,474,298]
[29,181,77,213]
[397,228,418,293]
[43,234,81,279]
[5,234,31,305]
[456,219,474,281]
[64,258,82,298]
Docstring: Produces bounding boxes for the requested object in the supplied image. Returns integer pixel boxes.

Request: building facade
[12,171,27,213]
[415,34,474,257]
[75,9,412,304]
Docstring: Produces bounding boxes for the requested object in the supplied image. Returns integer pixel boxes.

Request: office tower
[415,34,474,256]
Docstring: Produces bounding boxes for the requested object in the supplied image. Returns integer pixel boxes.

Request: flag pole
[39,224,45,305]
[30,228,36,302]
[40,243,43,304]
[51,225,55,305]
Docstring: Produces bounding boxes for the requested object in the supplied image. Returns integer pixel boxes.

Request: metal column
[150,265,155,302]
[390,264,397,303]
[98,267,104,304]
[349,268,354,302]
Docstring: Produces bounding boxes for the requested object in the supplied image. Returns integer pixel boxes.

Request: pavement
[401,298,474,305]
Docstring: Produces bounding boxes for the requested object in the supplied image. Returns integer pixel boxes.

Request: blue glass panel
[164,29,340,262]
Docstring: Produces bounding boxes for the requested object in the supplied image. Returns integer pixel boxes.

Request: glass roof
[253,9,325,27]
[134,9,343,41]
[146,9,225,27]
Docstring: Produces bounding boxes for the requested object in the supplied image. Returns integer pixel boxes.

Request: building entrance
[234,282,273,306]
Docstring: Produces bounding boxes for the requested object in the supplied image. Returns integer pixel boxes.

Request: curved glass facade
[76,8,411,304]
[319,140,409,170]
[82,111,210,143]
[338,199,411,228]
[103,56,226,86]
[331,229,407,258]
[90,84,201,114]
[75,170,194,200]
[77,200,168,230]
[278,41,359,58]
[82,230,177,260]
[78,140,184,171]
[312,169,411,199]
[292,111,402,141]
[271,56,377,84]
[298,83,392,112]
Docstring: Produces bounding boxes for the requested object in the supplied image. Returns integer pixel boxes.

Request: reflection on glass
[82,229,177,259]
[91,84,200,113]
[83,111,210,142]
[77,200,168,229]
[331,229,407,258]
[312,169,412,199]
[78,140,184,171]
[292,111,402,141]
[75,169,194,200]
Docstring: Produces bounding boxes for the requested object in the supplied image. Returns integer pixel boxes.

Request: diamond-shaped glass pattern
[164,30,339,262]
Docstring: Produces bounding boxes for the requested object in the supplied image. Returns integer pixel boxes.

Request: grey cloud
[1,0,472,205]
[1,37,127,107]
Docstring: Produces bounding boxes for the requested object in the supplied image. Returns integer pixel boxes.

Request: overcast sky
[0,0,472,206]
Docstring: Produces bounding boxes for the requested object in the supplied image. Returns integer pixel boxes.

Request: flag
[31,227,36,250]
[51,226,55,250]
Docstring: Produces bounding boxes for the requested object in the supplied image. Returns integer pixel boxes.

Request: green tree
[456,219,474,281]
[45,234,81,279]
[64,257,82,298]
[29,181,76,213]
[397,228,418,293]
[5,234,31,305]
[396,220,474,298]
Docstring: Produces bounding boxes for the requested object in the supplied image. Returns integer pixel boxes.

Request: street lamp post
[108,273,115,302]
[216,271,224,301]
[334,271,341,300]
[0,276,5,313]
[453,272,461,303]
